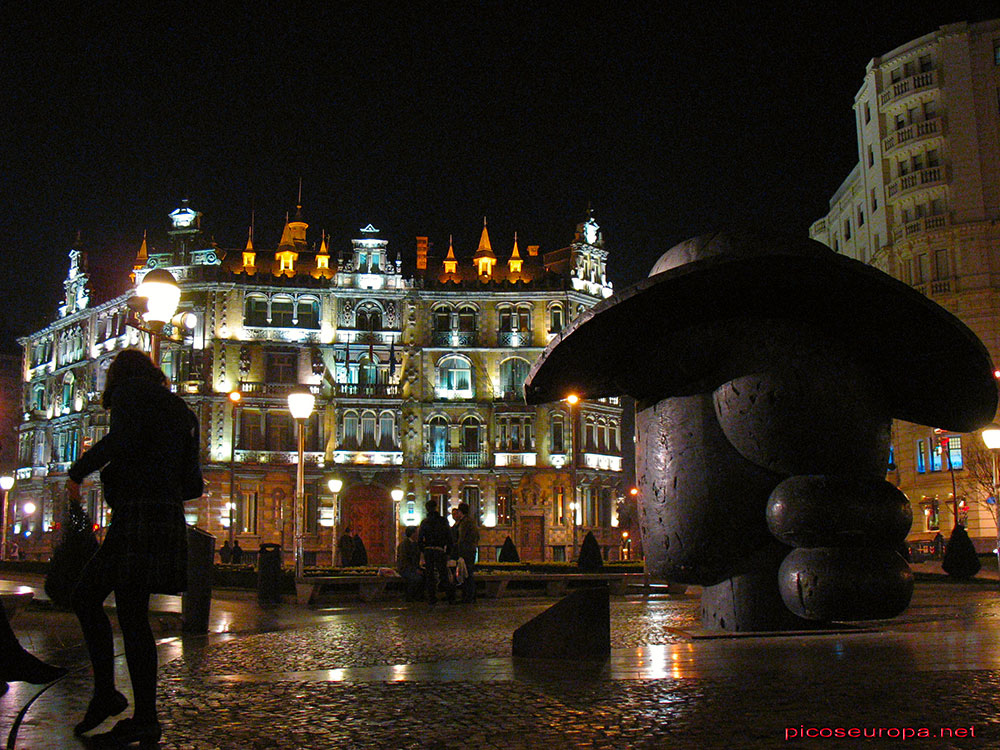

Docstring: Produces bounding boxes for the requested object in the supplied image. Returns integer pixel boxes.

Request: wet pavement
[3,567,1000,749]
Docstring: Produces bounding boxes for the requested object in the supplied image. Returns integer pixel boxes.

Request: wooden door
[520,516,545,561]
[341,484,393,566]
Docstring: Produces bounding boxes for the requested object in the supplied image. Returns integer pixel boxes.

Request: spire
[316,229,331,272]
[134,230,148,270]
[443,234,458,275]
[279,211,294,248]
[245,224,254,252]
[508,231,523,274]
[474,216,495,259]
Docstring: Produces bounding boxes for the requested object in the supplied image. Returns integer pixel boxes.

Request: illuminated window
[361,410,377,449]
[378,411,396,449]
[342,411,359,449]
[437,356,472,397]
[271,298,294,327]
[916,440,927,473]
[237,487,258,534]
[499,358,530,399]
[555,486,566,525]
[244,296,268,327]
[428,416,448,455]
[297,299,320,329]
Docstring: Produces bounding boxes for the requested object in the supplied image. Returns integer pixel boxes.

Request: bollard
[258,543,283,607]
[182,526,215,633]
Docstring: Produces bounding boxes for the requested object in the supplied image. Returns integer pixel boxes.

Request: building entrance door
[520,515,544,561]
[341,484,394,566]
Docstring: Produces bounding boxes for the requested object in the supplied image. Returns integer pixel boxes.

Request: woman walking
[68,349,202,745]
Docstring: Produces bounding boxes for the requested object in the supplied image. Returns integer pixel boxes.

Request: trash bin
[182,526,215,633]
[258,543,283,607]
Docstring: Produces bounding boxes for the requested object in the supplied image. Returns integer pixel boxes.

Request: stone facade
[810,19,1000,548]
[9,205,626,566]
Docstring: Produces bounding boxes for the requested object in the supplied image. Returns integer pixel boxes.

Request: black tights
[72,576,157,723]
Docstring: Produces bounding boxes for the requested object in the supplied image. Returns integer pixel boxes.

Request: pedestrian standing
[417,500,454,605]
[395,526,423,601]
[67,349,202,746]
[231,539,243,564]
[338,526,355,567]
[219,539,232,564]
[350,531,368,566]
[452,502,479,602]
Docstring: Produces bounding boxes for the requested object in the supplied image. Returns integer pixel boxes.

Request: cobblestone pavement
[4,580,1000,749]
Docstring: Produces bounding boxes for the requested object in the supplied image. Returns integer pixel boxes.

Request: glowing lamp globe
[0,476,13,491]
[328,478,343,493]
[983,423,1000,450]
[287,386,315,420]
[136,269,181,324]
[23,502,36,515]
[391,488,404,502]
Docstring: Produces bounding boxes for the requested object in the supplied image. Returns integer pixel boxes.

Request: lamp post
[0,476,13,561]
[934,430,960,530]
[565,393,580,560]
[228,390,242,543]
[287,385,315,579]
[328,477,343,565]
[981,423,1000,575]
[135,269,181,365]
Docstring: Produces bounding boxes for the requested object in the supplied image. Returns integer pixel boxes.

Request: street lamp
[135,268,180,365]
[981,423,1000,574]
[391,487,404,557]
[288,385,315,579]
[0,476,13,561]
[328,477,343,565]
[227,390,242,543]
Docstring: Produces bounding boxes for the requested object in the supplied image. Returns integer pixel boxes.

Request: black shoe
[74,690,129,736]
[108,717,162,746]
[0,651,68,684]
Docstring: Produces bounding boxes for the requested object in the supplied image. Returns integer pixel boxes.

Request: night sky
[2,1,997,341]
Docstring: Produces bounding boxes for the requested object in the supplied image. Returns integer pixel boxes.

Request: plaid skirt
[81,496,188,595]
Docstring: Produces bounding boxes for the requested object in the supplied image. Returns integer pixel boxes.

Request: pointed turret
[134,230,149,271]
[287,182,309,246]
[474,217,497,277]
[443,234,458,275]
[276,211,299,275]
[508,231,523,274]
[242,225,256,269]
[316,229,331,271]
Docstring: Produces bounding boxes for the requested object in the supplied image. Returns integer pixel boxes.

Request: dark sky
[2,0,997,340]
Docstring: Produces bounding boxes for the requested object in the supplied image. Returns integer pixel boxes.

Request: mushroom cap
[525,229,997,432]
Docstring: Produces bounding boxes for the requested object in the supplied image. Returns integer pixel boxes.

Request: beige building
[10,202,626,566]
[810,19,1000,548]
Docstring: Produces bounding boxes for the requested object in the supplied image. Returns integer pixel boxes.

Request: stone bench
[295,575,400,605]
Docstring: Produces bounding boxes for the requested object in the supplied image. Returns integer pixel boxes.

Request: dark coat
[69,376,202,594]
[454,514,479,562]
[417,511,453,555]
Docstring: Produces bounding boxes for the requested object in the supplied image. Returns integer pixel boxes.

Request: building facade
[810,19,1000,548]
[9,203,626,566]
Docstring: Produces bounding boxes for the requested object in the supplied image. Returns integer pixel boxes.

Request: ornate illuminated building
[810,19,1000,548]
[9,201,625,565]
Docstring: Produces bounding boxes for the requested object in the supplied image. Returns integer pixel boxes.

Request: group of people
[396,501,480,604]
[337,527,369,567]
[218,538,244,564]
[1,349,202,746]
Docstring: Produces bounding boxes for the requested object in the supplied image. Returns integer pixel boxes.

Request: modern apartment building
[810,19,1000,547]
[8,202,626,565]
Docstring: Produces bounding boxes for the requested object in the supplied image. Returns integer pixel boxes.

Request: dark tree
[942,525,981,579]
[45,499,99,608]
[577,531,604,571]
[498,536,520,563]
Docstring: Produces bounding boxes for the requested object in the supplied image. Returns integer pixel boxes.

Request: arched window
[342,411,359,449]
[597,419,608,452]
[585,417,596,451]
[433,306,452,332]
[61,373,75,412]
[271,296,295,327]
[360,410,377,449]
[378,411,396,449]
[462,416,482,453]
[437,355,473,397]
[550,413,565,453]
[357,306,382,331]
[428,416,449,455]
[244,295,268,327]
[498,306,513,332]
[499,358,530,400]
[549,304,565,333]
[458,306,477,332]
[297,298,320,329]
[358,355,378,387]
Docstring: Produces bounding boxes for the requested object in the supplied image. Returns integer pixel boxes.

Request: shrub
[498,536,520,563]
[942,525,981,579]
[577,531,604,571]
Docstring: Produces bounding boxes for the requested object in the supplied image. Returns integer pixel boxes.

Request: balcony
[882,116,940,154]
[581,453,623,472]
[887,166,944,199]
[497,331,532,348]
[494,451,537,468]
[333,382,400,398]
[879,69,938,107]
[431,330,478,347]
[238,382,322,398]
[422,451,489,469]
[332,449,403,466]
[234,449,325,467]
[891,214,949,243]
